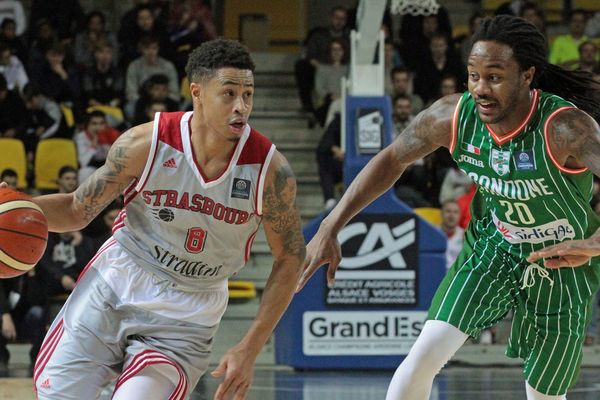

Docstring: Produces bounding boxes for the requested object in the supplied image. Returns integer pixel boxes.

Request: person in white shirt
[440,200,464,270]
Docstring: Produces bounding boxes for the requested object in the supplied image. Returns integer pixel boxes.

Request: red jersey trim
[543,106,588,174]
[486,89,540,146]
[158,111,186,151]
[449,96,463,154]
[134,113,161,192]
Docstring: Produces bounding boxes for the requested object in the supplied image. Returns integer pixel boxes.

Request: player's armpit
[261,151,306,264]
[73,123,152,225]
[390,93,461,166]
[547,108,600,176]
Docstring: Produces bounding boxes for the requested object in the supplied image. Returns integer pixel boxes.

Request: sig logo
[338,216,417,269]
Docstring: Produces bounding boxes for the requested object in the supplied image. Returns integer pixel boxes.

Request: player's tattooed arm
[219,152,304,391]
[530,109,600,268]
[33,122,152,232]
[548,108,600,177]
[262,151,305,263]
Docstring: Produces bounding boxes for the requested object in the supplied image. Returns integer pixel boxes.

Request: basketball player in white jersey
[8,38,306,400]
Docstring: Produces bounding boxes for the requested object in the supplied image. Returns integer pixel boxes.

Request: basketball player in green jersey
[297,15,600,400]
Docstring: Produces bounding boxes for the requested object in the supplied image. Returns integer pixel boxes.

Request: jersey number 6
[185,227,207,253]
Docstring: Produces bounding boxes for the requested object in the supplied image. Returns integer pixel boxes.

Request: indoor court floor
[2,365,600,399]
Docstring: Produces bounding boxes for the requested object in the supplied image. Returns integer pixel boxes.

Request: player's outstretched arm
[31,123,152,233]
[211,151,305,400]
[528,108,600,267]
[296,94,460,291]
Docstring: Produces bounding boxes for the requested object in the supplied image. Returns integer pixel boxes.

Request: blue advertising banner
[274,96,447,369]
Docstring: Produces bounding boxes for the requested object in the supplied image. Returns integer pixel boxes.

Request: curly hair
[185,38,255,83]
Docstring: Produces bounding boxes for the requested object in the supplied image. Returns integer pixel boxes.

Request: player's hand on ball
[211,344,255,400]
[527,237,600,268]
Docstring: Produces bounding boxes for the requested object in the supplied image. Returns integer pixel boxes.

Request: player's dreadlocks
[471,15,600,122]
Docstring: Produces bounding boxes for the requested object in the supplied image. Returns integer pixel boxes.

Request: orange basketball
[0,188,48,278]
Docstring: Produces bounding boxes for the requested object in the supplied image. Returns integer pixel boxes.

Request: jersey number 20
[185,227,207,253]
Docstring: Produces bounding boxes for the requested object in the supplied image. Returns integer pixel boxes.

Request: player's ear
[522,66,535,87]
[190,81,202,102]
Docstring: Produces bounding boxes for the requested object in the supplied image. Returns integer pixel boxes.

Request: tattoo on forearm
[263,163,305,258]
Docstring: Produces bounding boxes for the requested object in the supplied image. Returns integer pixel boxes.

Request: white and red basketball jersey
[113,111,275,290]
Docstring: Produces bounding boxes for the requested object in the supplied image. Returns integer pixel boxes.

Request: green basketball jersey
[451,89,600,259]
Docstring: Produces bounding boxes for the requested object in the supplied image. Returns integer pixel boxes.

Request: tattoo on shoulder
[551,110,600,162]
[263,162,305,258]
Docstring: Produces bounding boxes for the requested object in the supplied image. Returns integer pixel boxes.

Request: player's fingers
[296,254,327,292]
[214,376,236,400]
[233,381,250,400]
[543,255,591,269]
[0,182,7,188]
[210,361,227,378]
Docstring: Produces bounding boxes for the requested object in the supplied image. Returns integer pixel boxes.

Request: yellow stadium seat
[413,207,442,226]
[573,0,600,11]
[0,138,27,189]
[228,280,257,302]
[34,139,78,190]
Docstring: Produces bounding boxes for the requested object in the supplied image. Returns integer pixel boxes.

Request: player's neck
[189,119,238,179]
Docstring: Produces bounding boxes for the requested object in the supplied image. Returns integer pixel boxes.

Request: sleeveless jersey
[450,89,600,259]
[113,111,275,290]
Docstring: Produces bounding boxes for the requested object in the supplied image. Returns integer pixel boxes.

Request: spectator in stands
[0,40,27,93]
[392,94,413,137]
[74,110,119,182]
[145,99,167,121]
[577,41,600,75]
[31,42,81,107]
[519,1,546,37]
[27,18,58,81]
[414,32,465,105]
[0,18,27,64]
[389,66,423,115]
[458,12,485,66]
[35,230,96,301]
[134,73,179,125]
[21,83,70,159]
[88,199,122,250]
[73,10,118,69]
[0,73,25,137]
[0,168,17,189]
[440,200,464,270]
[399,6,453,72]
[316,113,344,211]
[314,38,348,127]
[383,37,404,95]
[119,5,169,69]
[0,272,51,372]
[125,35,179,121]
[439,165,472,205]
[167,0,217,77]
[29,0,84,44]
[56,165,78,194]
[0,0,25,36]
[81,41,125,127]
[585,10,600,38]
[294,6,349,114]
[549,9,589,69]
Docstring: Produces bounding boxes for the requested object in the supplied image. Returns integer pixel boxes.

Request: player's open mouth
[476,102,496,113]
